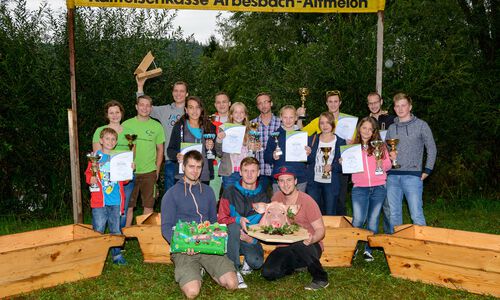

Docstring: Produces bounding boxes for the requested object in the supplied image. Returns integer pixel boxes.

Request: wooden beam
[68,8,82,223]
[376,10,384,95]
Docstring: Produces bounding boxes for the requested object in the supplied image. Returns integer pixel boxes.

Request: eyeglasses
[325,90,341,98]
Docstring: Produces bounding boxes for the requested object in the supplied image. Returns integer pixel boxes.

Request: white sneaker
[241,260,252,275]
[236,271,248,289]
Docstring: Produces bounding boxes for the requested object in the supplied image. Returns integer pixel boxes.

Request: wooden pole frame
[65,4,385,223]
[376,10,384,96]
[68,7,83,223]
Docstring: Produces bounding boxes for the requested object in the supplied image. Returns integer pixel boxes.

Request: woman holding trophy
[215,102,260,189]
[167,96,216,185]
[306,112,345,216]
[349,117,394,262]
[91,100,135,228]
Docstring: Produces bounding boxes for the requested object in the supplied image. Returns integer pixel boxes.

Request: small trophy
[320,147,332,179]
[125,134,137,151]
[386,139,401,169]
[271,131,282,157]
[298,87,309,120]
[248,122,260,158]
[86,152,102,192]
[203,133,216,159]
[370,140,384,175]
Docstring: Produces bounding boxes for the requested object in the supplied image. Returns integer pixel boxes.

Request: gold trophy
[125,134,137,151]
[298,87,309,120]
[320,147,332,179]
[248,122,260,158]
[370,140,384,175]
[386,139,401,169]
[86,152,102,192]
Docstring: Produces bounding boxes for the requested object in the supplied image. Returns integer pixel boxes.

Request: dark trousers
[261,242,328,282]
[337,174,349,216]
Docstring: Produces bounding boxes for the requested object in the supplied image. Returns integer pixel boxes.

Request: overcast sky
[27,0,229,43]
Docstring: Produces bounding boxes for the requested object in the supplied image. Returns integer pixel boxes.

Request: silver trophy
[86,152,102,192]
[271,131,282,157]
[203,133,216,159]
[370,140,384,175]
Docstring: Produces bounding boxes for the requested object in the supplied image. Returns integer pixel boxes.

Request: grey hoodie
[386,114,437,176]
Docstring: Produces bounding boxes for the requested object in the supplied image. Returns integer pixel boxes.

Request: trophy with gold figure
[86,152,102,192]
[320,147,332,179]
[125,134,137,151]
[386,139,401,169]
[370,140,384,175]
[298,87,309,120]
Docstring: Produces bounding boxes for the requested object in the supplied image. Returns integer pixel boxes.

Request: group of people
[84,75,437,298]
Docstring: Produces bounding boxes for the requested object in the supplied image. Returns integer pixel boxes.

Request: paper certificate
[285,131,308,162]
[340,144,364,174]
[221,123,246,154]
[379,130,387,141]
[336,113,358,141]
[110,151,134,181]
[179,142,203,174]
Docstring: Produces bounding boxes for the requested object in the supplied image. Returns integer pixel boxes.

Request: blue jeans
[227,223,264,270]
[164,160,176,192]
[381,197,391,233]
[352,185,386,253]
[386,174,426,233]
[120,178,134,229]
[92,205,121,257]
[222,172,242,190]
[307,181,338,216]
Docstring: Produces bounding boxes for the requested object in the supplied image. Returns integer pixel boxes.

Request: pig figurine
[253,202,301,228]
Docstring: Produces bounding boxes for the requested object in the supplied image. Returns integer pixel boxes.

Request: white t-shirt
[314,139,336,183]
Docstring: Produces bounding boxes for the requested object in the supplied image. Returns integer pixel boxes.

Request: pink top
[352,147,392,187]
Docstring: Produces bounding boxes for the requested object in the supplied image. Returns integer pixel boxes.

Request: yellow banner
[71,0,385,13]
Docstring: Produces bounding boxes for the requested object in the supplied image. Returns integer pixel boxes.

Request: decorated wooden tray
[247,224,309,243]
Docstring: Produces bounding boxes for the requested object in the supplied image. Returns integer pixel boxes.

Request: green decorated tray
[171,220,228,255]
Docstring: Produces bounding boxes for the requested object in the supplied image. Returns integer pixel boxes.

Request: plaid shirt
[251,114,281,176]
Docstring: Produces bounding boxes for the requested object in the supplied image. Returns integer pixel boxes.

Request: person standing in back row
[386,93,437,233]
[136,77,188,192]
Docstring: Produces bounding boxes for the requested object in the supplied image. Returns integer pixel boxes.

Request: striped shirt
[251,114,281,176]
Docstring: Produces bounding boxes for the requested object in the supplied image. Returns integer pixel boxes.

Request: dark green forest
[0,0,498,217]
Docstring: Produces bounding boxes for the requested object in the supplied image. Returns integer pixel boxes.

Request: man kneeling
[217,157,270,288]
[260,167,329,291]
[161,150,238,298]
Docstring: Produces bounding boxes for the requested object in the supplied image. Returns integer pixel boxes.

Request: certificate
[336,113,358,141]
[285,131,308,162]
[179,142,202,174]
[340,144,364,174]
[110,151,134,181]
[221,123,246,154]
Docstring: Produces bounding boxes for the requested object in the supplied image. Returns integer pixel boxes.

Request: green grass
[2,197,499,299]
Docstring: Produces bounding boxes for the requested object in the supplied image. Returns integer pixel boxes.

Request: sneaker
[112,254,127,266]
[363,251,374,262]
[236,271,248,289]
[240,260,252,275]
[304,280,329,291]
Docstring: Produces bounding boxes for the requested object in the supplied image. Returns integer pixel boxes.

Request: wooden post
[376,10,384,96]
[68,6,83,223]
[68,109,82,223]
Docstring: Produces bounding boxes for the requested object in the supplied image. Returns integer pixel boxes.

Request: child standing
[264,105,311,193]
[85,127,127,265]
